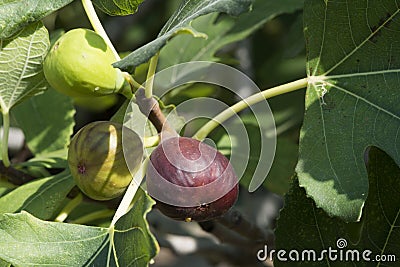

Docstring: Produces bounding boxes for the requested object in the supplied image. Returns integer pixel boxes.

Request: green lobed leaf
[114,0,252,71]
[91,188,158,266]
[11,88,75,165]
[0,21,49,113]
[274,147,400,266]
[298,0,400,221]
[0,211,109,266]
[0,0,74,39]
[92,0,145,16]
[0,170,75,220]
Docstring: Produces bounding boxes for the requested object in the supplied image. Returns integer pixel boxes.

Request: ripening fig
[43,28,126,97]
[146,137,239,222]
[68,121,143,201]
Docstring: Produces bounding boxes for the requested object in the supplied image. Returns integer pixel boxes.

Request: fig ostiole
[146,136,239,222]
[68,121,143,201]
[44,28,128,97]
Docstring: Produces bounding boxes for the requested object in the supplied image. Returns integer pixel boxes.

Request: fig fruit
[146,137,239,222]
[43,28,126,97]
[68,121,143,200]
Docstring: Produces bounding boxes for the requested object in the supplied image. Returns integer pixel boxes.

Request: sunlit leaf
[298,0,400,221]
[0,0,73,39]
[92,0,145,16]
[0,211,109,266]
[0,22,49,113]
[0,170,74,220]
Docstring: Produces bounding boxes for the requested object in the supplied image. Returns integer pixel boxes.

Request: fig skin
[68,121,143,201]
[146,137,239,222]
[43,28,125,97]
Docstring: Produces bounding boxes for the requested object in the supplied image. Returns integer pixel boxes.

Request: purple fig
[146,137,239,222]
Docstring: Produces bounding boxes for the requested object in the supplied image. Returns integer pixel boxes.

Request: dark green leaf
[0,0,74,39]
[12,88,75,164]
[0,22,49,113]
[114,0,252,71]
[298,0,400,221]
[0,211,109,266]
[92,0,145,16]
[275,147,400,266]
[0,170,75,220]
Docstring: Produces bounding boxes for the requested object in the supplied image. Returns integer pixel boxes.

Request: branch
[0,161,36,185]
[217,208,274,246]
[198,208,275,262]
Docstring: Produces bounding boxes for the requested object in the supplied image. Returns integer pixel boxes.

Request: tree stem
[1,110,10,167]
[193,77,309,140]
[0,162,36,185]
[216,208,274,245]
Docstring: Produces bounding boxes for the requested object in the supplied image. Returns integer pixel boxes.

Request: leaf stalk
[193,77,309,140]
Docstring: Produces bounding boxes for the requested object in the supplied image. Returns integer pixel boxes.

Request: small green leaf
[275,147,400,267]
[0,211,109,266]
[298,0,400,222]
[0,170,75,220]
[0,0,74,39]
[11,88,75,161]
[92,0,145,16]
[114,0,252,71]
[0,22,49,113]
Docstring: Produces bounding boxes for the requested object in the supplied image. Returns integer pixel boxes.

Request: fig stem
[81,0,119,60]
[81,0,143,97]
[193,77,309,140]
[144,52,159,98]
[70,209,114,224]
[54,193,83,222]
[135,88,177,136]
[1,110,11,167]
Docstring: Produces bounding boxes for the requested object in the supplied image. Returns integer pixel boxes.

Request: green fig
[68,121,143,201]
[44,28,126,97]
